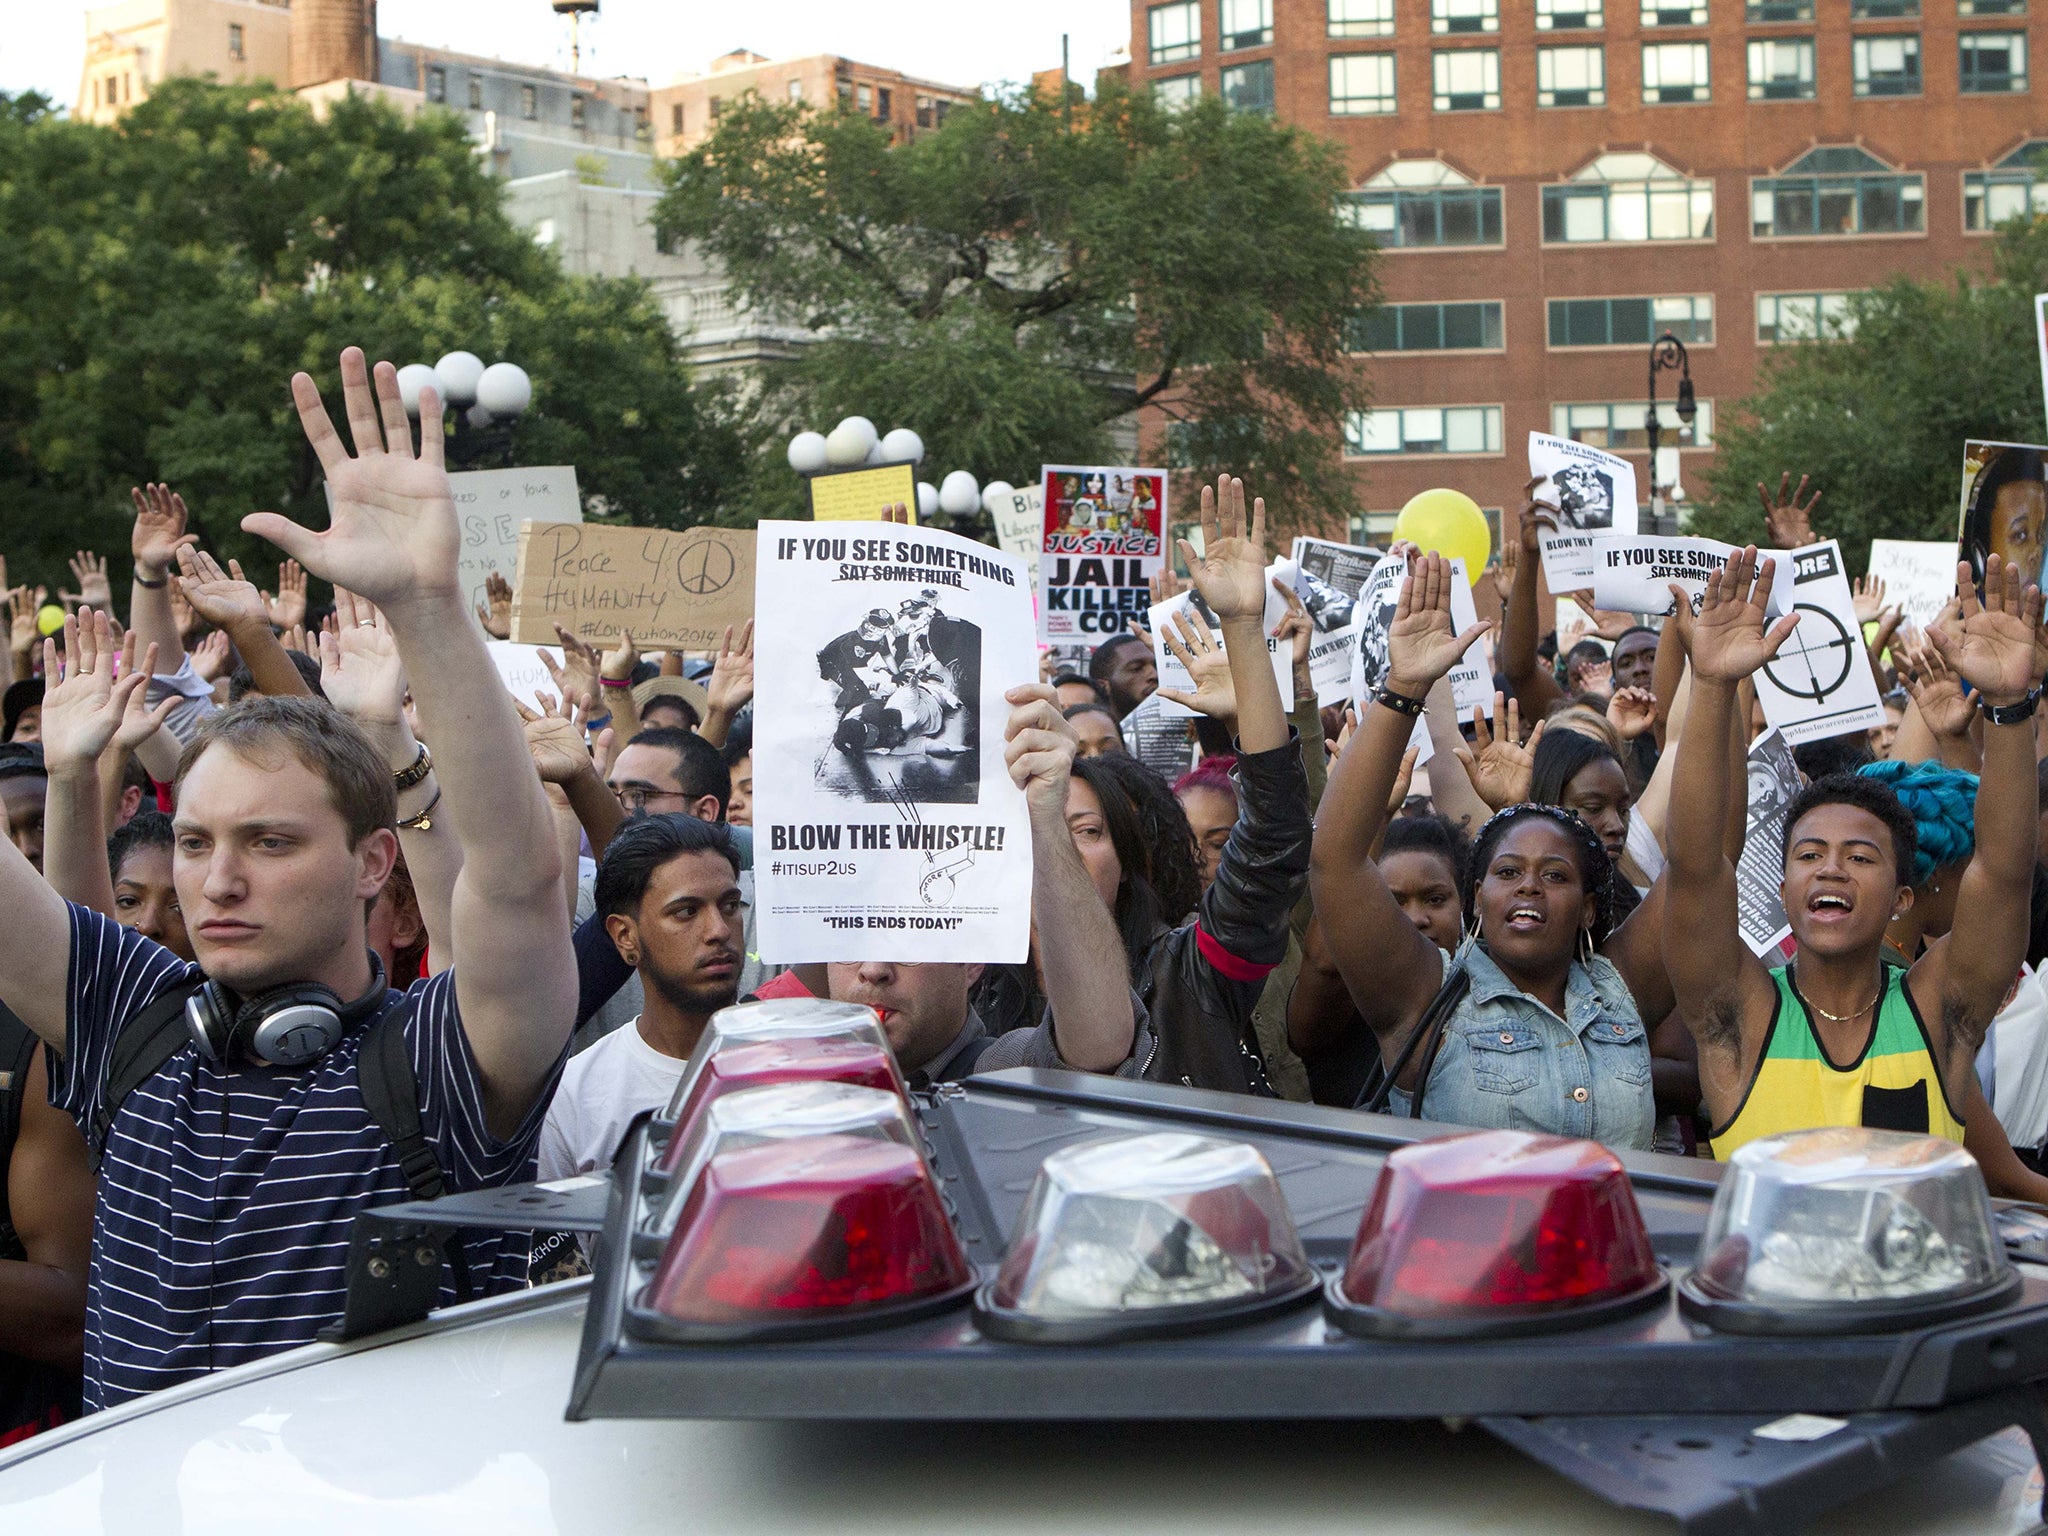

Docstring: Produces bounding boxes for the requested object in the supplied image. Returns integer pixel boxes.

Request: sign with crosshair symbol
[1762,603,1856,703]
[1751,538,1889,745]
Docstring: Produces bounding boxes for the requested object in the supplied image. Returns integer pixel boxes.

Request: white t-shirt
[538,1016,690,1182]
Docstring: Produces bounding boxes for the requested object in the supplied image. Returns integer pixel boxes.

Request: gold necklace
[1793,965,1882,1024]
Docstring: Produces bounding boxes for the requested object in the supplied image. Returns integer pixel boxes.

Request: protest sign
[1038,464,1167,643]
[808,462,919,523]
[1529,432,1638,588]
[1347,551,1491,720]
[751,520,1036,964]
[1735,727,1800,958]
[363,465,584,615]
[1592,534,1790,619]
[2036,295,2048,438]
[1146,560,1295,719]
[1866,538,1960,630]
[988,485,1044,594]
[486,640,555,711]
[1957,439,2048,592]
[510,522,755,650]
[1753,540,1888,746]
[1119,691,1199,780]
[1292,536,1380,705]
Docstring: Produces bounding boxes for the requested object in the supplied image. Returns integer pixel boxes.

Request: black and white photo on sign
[1347,551,1493,720]
[1147,560,1296,718]
[1528,431,1639,588]
[752,520,1036,964]
[1735,726,1800,957]
[1291,536,1382,704]
[1751,540,1889,746]
[1591,534,1792,620]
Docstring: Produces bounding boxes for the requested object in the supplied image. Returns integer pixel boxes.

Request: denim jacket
[1387,939,1655,1151]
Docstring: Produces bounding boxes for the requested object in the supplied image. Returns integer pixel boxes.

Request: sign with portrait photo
[751,521,1036,964]
[1037,464,1167,643]
[1291,535,1381,705]
[1735,726,1800,958]
[1958,439,2048,596]
[1529,432,1639,589]
[1347,551,1491,720]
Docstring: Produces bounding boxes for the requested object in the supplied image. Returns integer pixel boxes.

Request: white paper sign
[1865,539,1959,630]
[486,640,555,710]
[1292,536,1380,705]
[989,486,1044,595]
[1753,540,1888,746]
[752,520,1036,964]
[1530,432,1639,588]
[1592,535,1791,620]
[450,466,582,612]
[1146,561,1295,719]
[1736,726,1800,959]
[1346,552,1491,720]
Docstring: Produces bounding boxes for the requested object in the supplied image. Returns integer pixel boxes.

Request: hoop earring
[1577,925,1594,966]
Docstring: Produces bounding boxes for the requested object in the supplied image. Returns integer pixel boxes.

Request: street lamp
[1643,333,1696,531]
[397,352,533,469]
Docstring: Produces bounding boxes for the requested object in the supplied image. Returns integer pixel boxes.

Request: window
[858,83,872,111]
[1149,1,1202,62]
[1752,146,1924,236]
[1960,0,2025,13]
[229,23,245,60]
[1432,0,1500,33]
[876,87,892,119]
[916,94,934,126]
[1965,140,2048,229]
[1329,0,1396,37]
[571,93,586,128]
[1542,152,1715,242]
[1757,292,1858,341]
[1433,49,1501,109]
[1748,38,1815,98]
[1961,32,2028,92]
[1554,400,1712,448]
[1350,301,1505,351]
[1850,0,1917,14]
[521,84,537,119]
[1642,0,1707,21]
[1222,60,1276,112]
[710,96,723,118]
[1642,42,1710,101]
[1221,0,1274,49]
[1155,74,1203,108]
[1539,45,1606,104]
[469,76,484,109]
[1340,160,1505,247]
[1853,35,1921,95]
[427,66,446,103]
[635,105,650,139]
[1331,55,1397,113]
[1538,0,1604,27]
[1547,295,1714,346]
[1747,0,1811,18]
[1345,406,1503,456]
[671,103,684,134]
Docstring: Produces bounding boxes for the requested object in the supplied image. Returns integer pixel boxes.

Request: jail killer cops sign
[751,521,1037,964]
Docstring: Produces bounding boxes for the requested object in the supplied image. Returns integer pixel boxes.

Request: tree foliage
[1690,218,2048,572]
[0,81,737,585]
[655,82,1378,531]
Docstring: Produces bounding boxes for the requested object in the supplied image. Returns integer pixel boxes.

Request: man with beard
[539,814,744,1179]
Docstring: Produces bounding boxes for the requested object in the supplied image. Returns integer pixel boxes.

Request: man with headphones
[0,349,576,1410]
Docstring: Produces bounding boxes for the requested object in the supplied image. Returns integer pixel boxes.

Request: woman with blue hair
[1858,757,2048,1202]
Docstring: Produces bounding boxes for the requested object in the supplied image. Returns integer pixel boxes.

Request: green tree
[655,82,1378,532]
[1689,218,2048,572]
[0,81,737,585]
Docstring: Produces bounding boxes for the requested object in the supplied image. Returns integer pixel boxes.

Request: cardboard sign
[1038,464,1167,643]
[2036,294,2048,438]
[1865,539,1960,630]
[1146,561,1296,719]
[751,520,1035,964]
[809,463,919,523]
[1753,540,1888,746]
[1292,536,1381,706]
[1347,551,1491,720]
[1529,432,1639,588]
[423,466,584,614]
[988,485,1044,594]
[510,522,755,651]
[1957,439,2048,593]
[1735,727,1800,958]
[1592,534,1791,619]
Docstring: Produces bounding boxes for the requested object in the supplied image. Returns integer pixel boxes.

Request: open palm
[1387,551,1490,696]
[243,349,460,610]
[175,546,269,631]
[1179,475,1269,624]
[318,590,407,728]
[1928,555,2044,706]
[1454,695,1542,812]
[1685,548,1799,683]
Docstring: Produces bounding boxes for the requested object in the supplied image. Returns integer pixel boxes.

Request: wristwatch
[393,742,434,790]
[1981,688,2041,726]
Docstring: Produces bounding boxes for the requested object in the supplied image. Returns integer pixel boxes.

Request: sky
[5,0,1132,105]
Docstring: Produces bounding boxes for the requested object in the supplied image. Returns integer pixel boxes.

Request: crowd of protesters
[4,350,2048,1442]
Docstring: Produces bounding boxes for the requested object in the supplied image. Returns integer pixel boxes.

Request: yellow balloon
[1393,488,1490,579]
[36,604,64,638]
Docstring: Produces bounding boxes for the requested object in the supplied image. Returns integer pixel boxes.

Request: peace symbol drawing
[1762,603,1856,703]
[674,536,736,596]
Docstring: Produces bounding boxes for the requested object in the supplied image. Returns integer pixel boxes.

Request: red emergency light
[658,1036,906,1174]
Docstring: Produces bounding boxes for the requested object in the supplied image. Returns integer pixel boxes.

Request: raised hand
[475,571,514,640]
[1852,573,1888,626]
[111,631,174,756]
[1387,742,1421,815]
[1002,682,1080,821]
[174,545,269,633]
[704,619,755,721]
[317,589,407,728]
[541,624,604,719]
[1607,685,1658,741]
[38,610,170,774]
[1892,629,1975,740]
[1927,555,2046,707]
[513,694,596,786]
[1271,575,1313,671]
[1680,548,1801,684]
[243,348,458,611]
[130,483,198,580]
[1454,693,1543,811]
[1386,550,1492,698]
[1178,475,1268,624]
[1517,476,1559,559]
[190,629,233,683]
[6,587,38,658]
[600,628,639,685]
[169,581,205,644]
[1569,591,1636,642]
[263,558,309,632]
[1757,472,1821,550]
[63,551,113,611]
[1155,609,1237,725]
[1149,566,1187,609]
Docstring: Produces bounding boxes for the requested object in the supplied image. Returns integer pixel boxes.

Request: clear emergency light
[973,1132,1318,1343]
[636,1082,919,1259]
[1679,1127,2020,1334]
[635,1132,975,1340]
[1324,1129,1666,1340]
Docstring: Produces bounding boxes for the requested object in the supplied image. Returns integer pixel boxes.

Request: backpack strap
[92,979,207,1170]
[356,1006,472,1304]
[0,1005,40,1253]
[1357,962,1471,1116]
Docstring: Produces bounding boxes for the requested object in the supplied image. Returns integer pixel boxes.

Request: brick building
[651,48,979,156]
[1130,0,2046,544]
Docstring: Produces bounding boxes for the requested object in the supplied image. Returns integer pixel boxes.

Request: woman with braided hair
[1310,553,1658,1149]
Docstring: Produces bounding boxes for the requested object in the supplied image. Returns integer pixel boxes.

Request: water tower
[552,0,600,76]
[290,0,377,90]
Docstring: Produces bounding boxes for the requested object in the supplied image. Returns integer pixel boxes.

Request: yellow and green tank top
[1707,964,1967,1160]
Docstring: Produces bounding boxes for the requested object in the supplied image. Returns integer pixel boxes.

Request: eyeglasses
[616,785,687,811]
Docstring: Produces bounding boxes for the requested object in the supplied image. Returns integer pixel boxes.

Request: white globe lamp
[395,364,441,419]
[880,428,925,465]
[938,470,980,516]
[787,431,830,474]
[432,351,486,410]
[476,362,533,420]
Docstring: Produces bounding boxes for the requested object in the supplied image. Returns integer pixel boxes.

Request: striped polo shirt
[51,907,561,1410]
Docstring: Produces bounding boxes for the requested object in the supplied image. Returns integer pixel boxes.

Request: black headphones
[184,953,390,1068]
